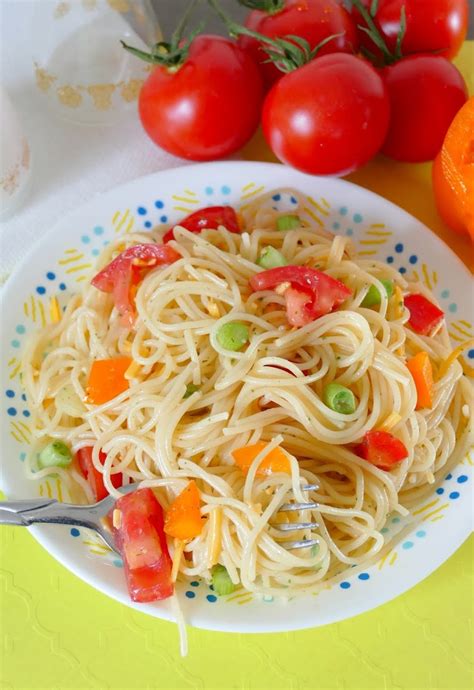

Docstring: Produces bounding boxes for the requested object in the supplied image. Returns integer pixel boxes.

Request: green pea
[257,246,288,269]
[38,441,72,469]
[276,215,301,231]
[361,280,394,308]
[216,322,249,352]
[211,564,236,596]
[323,383,356,414]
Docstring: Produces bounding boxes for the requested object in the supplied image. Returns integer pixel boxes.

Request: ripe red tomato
[239,0,358,86]
[138,35,263,160]
[352,0,468,61]
[381,55,467,162]
[262,53,390,175]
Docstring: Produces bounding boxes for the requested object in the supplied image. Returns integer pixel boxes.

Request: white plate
[1,161,472,632]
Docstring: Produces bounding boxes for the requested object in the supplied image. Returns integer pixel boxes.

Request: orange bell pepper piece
[232,442,291,477]
[406,351,434,410]
[432,97,474,240]
[86,357,132,405]
[164,480,203,541]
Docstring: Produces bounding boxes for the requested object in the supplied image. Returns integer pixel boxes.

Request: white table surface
[0,0,192,282]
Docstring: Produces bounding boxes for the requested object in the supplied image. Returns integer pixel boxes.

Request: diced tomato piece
[77,446,122,502]
[112,488,173,603]
[250,266,351,326]
[91,243,181,327]
[404,293,444,335]
[163,206,240,243]
[354,430,409,471]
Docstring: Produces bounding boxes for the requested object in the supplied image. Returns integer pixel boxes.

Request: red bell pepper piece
[355,430,409,471]
[404,293,444,335]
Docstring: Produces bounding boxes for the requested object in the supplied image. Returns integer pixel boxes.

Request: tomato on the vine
[352,0,468,61]
[262,53,390,175]
[238,0,358,86]
[124,34,263,161]
[381,55,467,162]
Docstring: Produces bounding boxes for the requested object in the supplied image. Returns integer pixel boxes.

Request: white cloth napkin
[0,1,190,280]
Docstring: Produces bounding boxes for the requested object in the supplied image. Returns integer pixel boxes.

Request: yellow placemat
[1,43,473,690]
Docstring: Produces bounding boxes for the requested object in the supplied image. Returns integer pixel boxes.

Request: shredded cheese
[124,360,141,380]
[206,300,220,318]
[389,285,404,320]
[207,507,222,568]
[171,539,185,582]
[112,509,122,529]
[438,338,474,378]
[275,282,291,295]
[379,412,402,431]
[49,297,61,323]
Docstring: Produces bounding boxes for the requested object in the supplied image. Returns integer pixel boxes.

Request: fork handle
[0,498,96,529]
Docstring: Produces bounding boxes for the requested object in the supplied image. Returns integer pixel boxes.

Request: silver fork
[271,483,320,550]
[0,483,320,551]
[0,484,138,552]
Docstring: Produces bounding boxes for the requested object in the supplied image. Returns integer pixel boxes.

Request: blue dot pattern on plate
[160,215,168,223]
[36,286,46,295]
[358,573,370,581]
[92,248,100,256]
[468,349,474,360]
[272,193,281,201]
[205,187,213,195]
[185,591,196,599]
[6,389,15,398]
[59,283,66,291]
[353,213,363,223]
[19,452,26,462]
[416,531,426,538]
[23,410,30,418]
[11,340,20,348]
[46,271,56,280]
[449,491,460,499]
[340,581,351,589]
[81,235,90,244]
[155,199,164,208]
[113,559,123,568]
[387,256,394,264]
[70,528,80,537]
[448,303,457,313]
[16,325,25,334]
[457,475,468,483]
[409,255,418,264]
[144,221,152,228]
[206,594,217,603]
[441,289,450,298]
[93,226,104,235]
[399,267,407,275]
[7,408,17,416]
[380,527,389,534]
[346,228,353,236]
[446,473,452,480]
[436,487,444,495]
[402,541,414,550]
[332,222,340,230]
[395,243,404,253]
[222,186,231,195]
[391,517,401,523]
[137,206,147,215]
